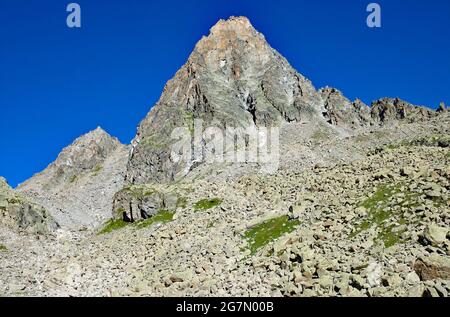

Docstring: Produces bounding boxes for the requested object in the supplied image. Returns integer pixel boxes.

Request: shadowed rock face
[0,177,58,234]
[125,16,326,185]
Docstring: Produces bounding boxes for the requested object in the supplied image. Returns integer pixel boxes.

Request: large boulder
[423,223,448,246]
[0,177,58,234]
[414,254,450,281]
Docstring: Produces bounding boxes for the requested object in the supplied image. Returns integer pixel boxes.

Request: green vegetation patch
[6,196,22,204]
[123,184,157,199]
[0,244,7,251]
[193,198,222,211]
[99,210,176,234]
[311,130,331,141]
[69,175,78,183]
[98,219,129,235]
[176,196,187,209]
[136,210,175,229]
[243,215,300,255]
[349,183,420,248]
[141,134,171,149]
[183,111,195,135]
[92,165,103,176]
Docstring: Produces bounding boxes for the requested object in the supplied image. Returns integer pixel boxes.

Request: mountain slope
[17,127,129,229]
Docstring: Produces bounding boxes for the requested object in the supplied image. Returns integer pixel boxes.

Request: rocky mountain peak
[17,126,129,229]
[126,17,325,184]
[210,16,253,34]
[50,127,121,174]
[195,16,266,56]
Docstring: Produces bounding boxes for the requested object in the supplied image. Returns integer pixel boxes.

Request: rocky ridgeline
[125,16,327,185]
[119,16,444,223]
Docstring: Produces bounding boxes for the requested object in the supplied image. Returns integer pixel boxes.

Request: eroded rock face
[319,87,371,128]
[17,127,129,229]
[125,16,326,185]
[0,177,58,234]
[370,98,436,124]
[125,17,442,188]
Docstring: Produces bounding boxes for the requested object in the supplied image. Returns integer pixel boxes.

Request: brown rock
[414,254,450,281]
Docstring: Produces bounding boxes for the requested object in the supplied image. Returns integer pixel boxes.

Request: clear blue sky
[1,0,449,187]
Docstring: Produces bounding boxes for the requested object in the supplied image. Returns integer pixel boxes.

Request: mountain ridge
[10,16,446,229]
[0,16,448,298]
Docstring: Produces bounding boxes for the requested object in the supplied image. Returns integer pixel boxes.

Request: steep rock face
[0,177,58,234]
[119,16,442,222]
[125,16,326,185]
[319,87,371,128]
[370,98,436,124]
[18,127,129,229]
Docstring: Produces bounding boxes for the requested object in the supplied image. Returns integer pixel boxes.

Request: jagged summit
[127,16,325,184]
[125,16,443,185]
[195,16,265,53]
[17,126,129,229]
[48,126,121,175]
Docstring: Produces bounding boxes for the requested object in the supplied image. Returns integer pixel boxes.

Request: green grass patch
[183,111,195,135]
[243,215,300,255]
[98,219,129,235]
[136,210,175,229]
[6,196,22,204]
[141,135,170,149]
[193,198,222,211]
[176,197,187,209]
[92,165,103,176]
[0,244,7,251]
[349,183,420,248]
[69,175,78,183]
[122,184,157,199]
[99,209,176,234]
[311,130,330,141]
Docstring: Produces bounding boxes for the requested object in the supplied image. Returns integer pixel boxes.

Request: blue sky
[1,0,449,187]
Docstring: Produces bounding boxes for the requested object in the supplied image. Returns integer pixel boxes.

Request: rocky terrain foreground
[0,17,449,297]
